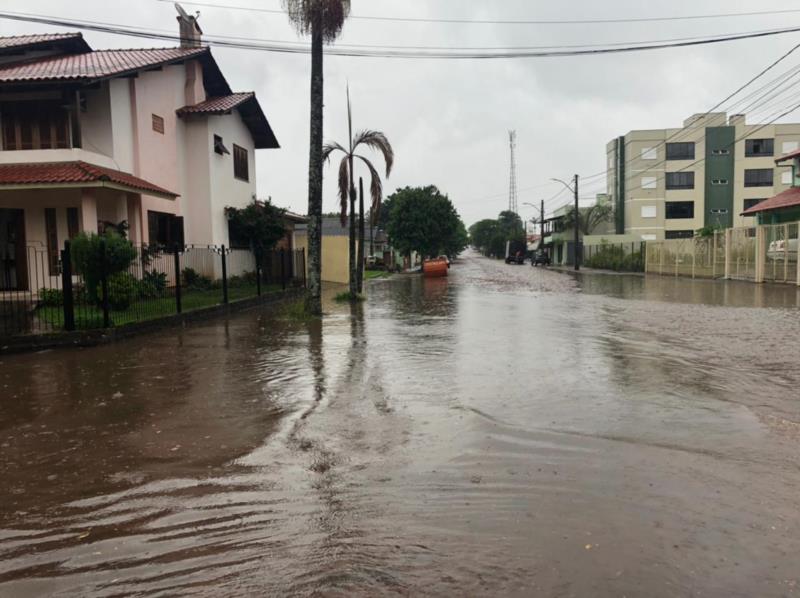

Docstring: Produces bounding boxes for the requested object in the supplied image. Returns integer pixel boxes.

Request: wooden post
[724,229,732,280]
[796,221,800,286]
[755,226,765,283]
[783,224,789,283]
[692,240,696,279]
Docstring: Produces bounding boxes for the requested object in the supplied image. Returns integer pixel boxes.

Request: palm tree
[563,202,614,236]
[323,89,394,298]
[282,0,350,315]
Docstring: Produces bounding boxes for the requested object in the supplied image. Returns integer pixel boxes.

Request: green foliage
[584,242,644,272]
[469,211,524,258]
[38,288,63,307]
[562,202,614,236]
[386,185,468,259]
[334,290,364,303]
[75,313,109,329]
[99,272,138,311]
[225,200,286,254]
[695,225,720,238]
[181,267,213,290]
[143,270,167,293]
[228,271,258,288]
[71,231,137,303]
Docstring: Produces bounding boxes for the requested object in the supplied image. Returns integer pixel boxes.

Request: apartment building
[606,112,800,241]
[0,8,279,292]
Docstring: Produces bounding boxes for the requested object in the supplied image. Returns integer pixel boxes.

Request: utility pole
[508,131,518,215]
[540,198,545,248]
[573,173,580,271]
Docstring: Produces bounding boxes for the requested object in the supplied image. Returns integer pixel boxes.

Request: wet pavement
[1,251,800,596]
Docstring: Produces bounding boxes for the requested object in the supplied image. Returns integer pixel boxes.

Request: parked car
[505,240,526,264]
[531,250,551,267]
[767,238,798,261]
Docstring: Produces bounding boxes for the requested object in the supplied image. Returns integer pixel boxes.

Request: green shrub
[71,232,136,303]
[38,288,63,307]
[143,270,167,292]
[181,267,213,290]
[99,272,137,311]
[75,313,109,329]
[585,242,644,272]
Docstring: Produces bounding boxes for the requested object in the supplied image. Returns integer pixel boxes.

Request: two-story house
[0,10,278,292]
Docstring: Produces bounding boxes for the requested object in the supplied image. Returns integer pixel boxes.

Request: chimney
[175,3,203,48]
[729,114,746,126]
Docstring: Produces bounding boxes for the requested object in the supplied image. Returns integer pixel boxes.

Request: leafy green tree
[225,199,287,256]
[71,231,137,303]
[387,186,468,261]
[323,88,393,298]
[561,202,614,236]
[497,210,525,241]
[282,0,351,315]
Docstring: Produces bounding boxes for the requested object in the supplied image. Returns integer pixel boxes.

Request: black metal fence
[1,242,305,338]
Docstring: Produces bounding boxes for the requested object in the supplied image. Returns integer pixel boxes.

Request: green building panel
[704,127,735,229]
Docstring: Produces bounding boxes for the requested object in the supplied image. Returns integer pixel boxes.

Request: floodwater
[1,251,800,597]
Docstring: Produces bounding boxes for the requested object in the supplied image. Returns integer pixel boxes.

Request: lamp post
[551,175,580,271]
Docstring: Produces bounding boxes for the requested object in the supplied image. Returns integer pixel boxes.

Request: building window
[641,205,657,218]
[147,211,184,248]
[743,198,765,214]
[67,207,80,239]
[233,144,249,181]
[641,147,657,160]
[711,179,729,186]
[781,171,793,185]
[665,230,694,239]
[45,208,59,275]
[641,176,657,189]
[1,102,70,150]
[666,142,695,160]
[665,172,695,189]
[781,141,798,155]
[665,201,694,219]
[214,134,230,155]
[711,148,730,156]
[744,169,774,187]
[152,114,165,134]
[744,138,773,157]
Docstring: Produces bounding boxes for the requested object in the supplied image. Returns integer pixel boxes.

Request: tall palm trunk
[348,172,357,296]
[306,28,324,315]
[357,177,365,293]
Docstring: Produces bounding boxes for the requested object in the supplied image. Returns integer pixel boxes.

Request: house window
[67,207,80,239]
[641,205,657,218]
[45,208,59,275]
[665,230,694,239]
[744,169,774,187]
[641,177,657,189]
[711,179,729,186]
[665,201,694,219]
[233,144,249,181]
[745,138,774,157]
[1,102,70,150]
[781,171,793,185]
[743,198,765,214]
[214,134,230,155]
[711,148,730,156]
[641,147,657,160]
[666,142,695,160]
[781,141,798,154]
[147,211,184,248]
[665,172,695,189]
[152,114,165,134]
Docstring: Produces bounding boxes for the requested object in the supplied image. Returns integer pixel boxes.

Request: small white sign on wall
[641,205,657,218]
[641,147,657,160]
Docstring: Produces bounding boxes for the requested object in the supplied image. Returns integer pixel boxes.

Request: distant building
[607,112,800,240]
[741,148,800,223]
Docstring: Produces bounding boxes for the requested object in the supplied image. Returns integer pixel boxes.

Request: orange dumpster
[423,258,448,278]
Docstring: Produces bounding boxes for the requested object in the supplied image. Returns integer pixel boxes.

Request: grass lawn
[37,283,284,330]
[365,270,392,280]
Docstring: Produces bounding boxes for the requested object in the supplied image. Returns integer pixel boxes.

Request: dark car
[531,250,550,267]
[505,240,527,264]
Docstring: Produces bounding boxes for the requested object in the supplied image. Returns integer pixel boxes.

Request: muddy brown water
[1,251,800,596]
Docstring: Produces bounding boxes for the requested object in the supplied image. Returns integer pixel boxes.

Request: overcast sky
[3,0,800,226]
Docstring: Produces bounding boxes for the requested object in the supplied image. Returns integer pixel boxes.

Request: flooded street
[1,251,800,596]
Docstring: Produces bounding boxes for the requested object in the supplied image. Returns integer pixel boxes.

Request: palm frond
[355,155,383,216]
[337,157,349,226]
[281,0,351,42]
[352,130,394,177]
[322,141,347,163]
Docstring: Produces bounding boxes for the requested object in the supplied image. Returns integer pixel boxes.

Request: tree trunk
[357,177,365,293]
[305,28,324,315]
[348,156,357,297]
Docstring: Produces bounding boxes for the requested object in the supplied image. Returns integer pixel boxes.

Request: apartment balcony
[0,148,118,170]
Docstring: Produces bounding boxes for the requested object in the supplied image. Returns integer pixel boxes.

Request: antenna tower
[508,130,518,215]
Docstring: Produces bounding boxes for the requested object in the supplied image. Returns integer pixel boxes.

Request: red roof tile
[177,92,255,115]
[0,33,84,49]
[741,187,800,215]
[0,161,178,198]
[0,47,206,83]
[776,148,800,164]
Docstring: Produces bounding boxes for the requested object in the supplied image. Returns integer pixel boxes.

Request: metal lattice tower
[508,130,518,215]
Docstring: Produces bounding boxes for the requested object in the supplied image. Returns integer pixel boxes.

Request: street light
[551,175,580,271]
[522,201,545,251]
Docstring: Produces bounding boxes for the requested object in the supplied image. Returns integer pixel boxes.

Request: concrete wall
[294,233,350,284]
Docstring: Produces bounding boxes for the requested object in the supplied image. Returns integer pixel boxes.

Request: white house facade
[0,14,278,292]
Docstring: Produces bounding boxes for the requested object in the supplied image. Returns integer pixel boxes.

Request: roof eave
[0,180,177,200]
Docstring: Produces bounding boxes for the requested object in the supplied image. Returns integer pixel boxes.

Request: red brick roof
[0,33,84,49]
[177,92,255,115]
[741,187,800,215]
[776,148,800,164]
[0,161,178,198]
[0,47,207,83]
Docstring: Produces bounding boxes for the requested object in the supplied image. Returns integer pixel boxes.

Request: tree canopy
[386,186,468,259]
[469,210,526,257]
[561,202,614,236]
[225,200,286,255]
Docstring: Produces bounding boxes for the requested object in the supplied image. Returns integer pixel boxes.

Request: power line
[2,11,800,59]
[155,1,800,27]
